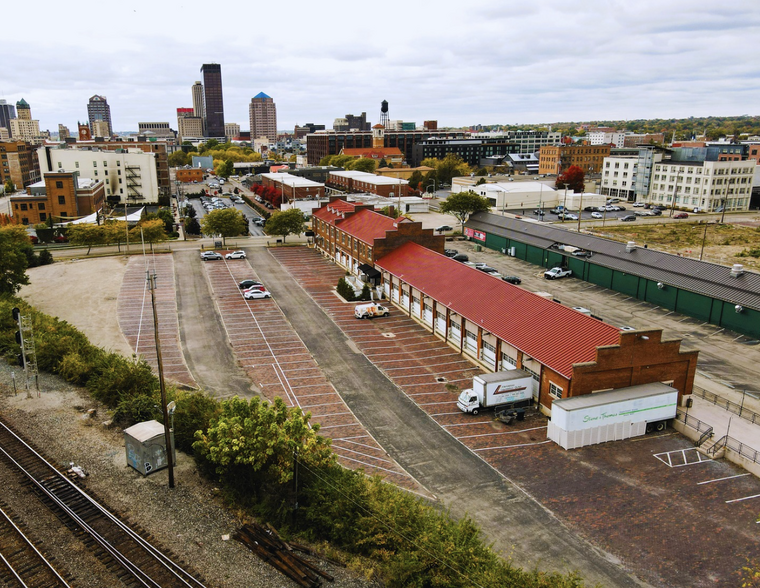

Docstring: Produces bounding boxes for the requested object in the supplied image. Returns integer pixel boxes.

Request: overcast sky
[3,0,758,134]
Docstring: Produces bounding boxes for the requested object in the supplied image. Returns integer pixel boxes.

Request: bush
[85,354,159,407]
[359,283,372,301]
[113,392,161,425]
[336,277,356,301]
[169,388,220,453]
[38,249,54,265]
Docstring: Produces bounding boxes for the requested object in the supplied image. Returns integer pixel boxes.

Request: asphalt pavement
[247,246,645,588]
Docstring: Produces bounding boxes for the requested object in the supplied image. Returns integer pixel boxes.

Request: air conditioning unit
[731,264,745,278]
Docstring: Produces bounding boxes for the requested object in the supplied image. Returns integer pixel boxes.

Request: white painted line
[443,421,494,427]
[697,473,751,485]
[475,440,552,451]
[726,493,760,504]
[458,425,547,438]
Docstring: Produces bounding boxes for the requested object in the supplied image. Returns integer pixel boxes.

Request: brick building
[375,242,698,414]
[312,198,444,279]
[11,171,105,224]
[538,144,611,175]
[328,170,409,198]
[260,172,324,202]
[175,168,204,183]
[0,141,40,189]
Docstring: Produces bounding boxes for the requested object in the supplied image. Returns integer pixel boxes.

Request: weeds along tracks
[0,417,207,588]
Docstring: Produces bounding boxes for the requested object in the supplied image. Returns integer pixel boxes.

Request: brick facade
[539,144,611,175]
[175,168,204,183]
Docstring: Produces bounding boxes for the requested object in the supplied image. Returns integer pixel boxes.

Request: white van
[354,303,390,319]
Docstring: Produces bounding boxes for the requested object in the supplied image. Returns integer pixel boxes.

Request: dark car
[650,208,663,216]
[501,275,521,285]
[452,253,469,262]
[435,225,453,232]
[444,249,458,257]
[620,215,636,222]
[584,206,597,212]
[239,279,263,289]
[476,265,497,274]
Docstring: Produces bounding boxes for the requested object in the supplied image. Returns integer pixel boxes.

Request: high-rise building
[201,64,224,138]
[177,108,204,141]
[9,99,41,143]
[0,141,41,189]
[16,98,31,120]
[224,123,240,142]
[249,92,277,140]
[58,124,71,140]
[0,99,16,133]
[192,81,204,118]
[87,95,112,137]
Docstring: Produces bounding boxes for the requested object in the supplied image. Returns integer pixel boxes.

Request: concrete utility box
[123,420,175,476]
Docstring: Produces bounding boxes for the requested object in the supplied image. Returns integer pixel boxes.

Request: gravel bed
[0,363,382,588]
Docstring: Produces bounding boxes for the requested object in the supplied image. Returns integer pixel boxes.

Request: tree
[318,155,334,166]
[555,165,585,193]
[439,191,491,233]
[348,158,377,173]
[264,208,305,243]
[67,224,107,255]
[200,208,247,245]
[144,208,174,234]
[184,216,201,235]
[421,153,472,185]
[168,150,189,167]
[378,158,389,169]
[216,158,234,178]
[130,218,168,251]
[407,170,424,192]
[4,179,15,194]
[0,225,32,294]
[102,221,128,252]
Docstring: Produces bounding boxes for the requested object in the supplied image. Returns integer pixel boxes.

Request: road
[173,249,256,398]
[247,246,645,588]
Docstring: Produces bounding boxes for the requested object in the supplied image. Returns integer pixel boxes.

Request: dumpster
[123,420,175,476]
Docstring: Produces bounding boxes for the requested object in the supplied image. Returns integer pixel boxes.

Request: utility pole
[147,271,175,488]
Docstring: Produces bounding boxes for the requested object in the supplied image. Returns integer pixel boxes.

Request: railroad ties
[234,522,336,587]
[0,417,207,588]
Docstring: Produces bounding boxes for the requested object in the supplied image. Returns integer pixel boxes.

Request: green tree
[200,208,247,245]
[422,153,472,185]
[102,221,128,252]
[129,218,168,251]
[184,216,201,235]
[4,179,15,194]
[0,225,32,294]
[348,158,377,173]
[264,208,305,243]
[216,158,234,178]
[555,165,585,193]
[67,224,107,255]
[168,150,190,167]
[318,155,334,166]
[439,191,491,233]
[407,170,424,192]
[193,396,334,492]
[378,158,389,169]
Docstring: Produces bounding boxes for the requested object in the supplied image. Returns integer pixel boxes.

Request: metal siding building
[465,211,760,339]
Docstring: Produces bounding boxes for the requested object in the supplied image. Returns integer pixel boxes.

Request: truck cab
[457,391,481,414]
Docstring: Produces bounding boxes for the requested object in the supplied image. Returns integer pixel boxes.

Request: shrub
[114,393,161,425]
[359,283,372,301]
[336,277,356,301]
[85,354,159,407]
[38,249,54,265]
[169,388,220,453]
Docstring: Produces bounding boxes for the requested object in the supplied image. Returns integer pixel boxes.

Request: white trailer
[457,370,534,415]
[547,382,679,450]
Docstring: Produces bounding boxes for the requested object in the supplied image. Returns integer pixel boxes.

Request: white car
[244,289,271,299]
[225,250,246,259]
[633,202,645,207]
[591,211,603,219]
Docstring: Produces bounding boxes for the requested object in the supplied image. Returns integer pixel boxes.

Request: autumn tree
[264,208,306,243]
[168,150,189,167]
[67,224,107,255]
[555,165,586,193]
[421,153,472,186]
[0,225,33,294]
[200,208,247,245]
[129,218,168,251]
[439,191,491,233]
[348,158,377,173]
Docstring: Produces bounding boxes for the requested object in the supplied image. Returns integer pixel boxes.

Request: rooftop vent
[731,264,745,278]
[625,241,636,253]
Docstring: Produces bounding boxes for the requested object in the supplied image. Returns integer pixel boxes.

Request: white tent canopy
[54,207,144,227]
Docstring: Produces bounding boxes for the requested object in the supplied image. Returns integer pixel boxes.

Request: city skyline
[1,0,758,134]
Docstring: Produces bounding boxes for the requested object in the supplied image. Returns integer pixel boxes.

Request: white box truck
[457,370,534,415]
[354,302,390,319]
[547,382,679,450]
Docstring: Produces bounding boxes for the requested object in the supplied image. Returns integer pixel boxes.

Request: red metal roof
[375,242,622,378]
[337,209,400,244]
[312,200,358,224]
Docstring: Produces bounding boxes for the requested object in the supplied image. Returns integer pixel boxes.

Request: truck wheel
[655,421,666,432]
[472,409,479,415]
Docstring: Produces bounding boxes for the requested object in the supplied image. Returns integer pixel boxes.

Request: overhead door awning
[358,263,381,279]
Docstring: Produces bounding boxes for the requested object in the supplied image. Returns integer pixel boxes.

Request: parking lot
[269,245,760,588]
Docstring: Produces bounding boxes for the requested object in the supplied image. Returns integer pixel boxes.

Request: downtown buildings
[87,95,112,137]
[249,92,277,140]
[201,63,225,138]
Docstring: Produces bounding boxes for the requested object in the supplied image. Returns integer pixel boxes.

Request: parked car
[200,251,223,261]
[435,225,453,232]
[558,213,578,220]
[252,217,265,226]
[633,202,645,207]
[244,289,271,299]
[476,265,498,274]
[620,215,636,222]
[501,275,522,285]
[443,249,458,257]
[650,208,663,216]
[239,279,263,289]
[544,267,572,280]
[591,211,603,219]
[583,206,597,212]
[354,302,390,319]
[225,250,247,259]
[452,253,469,262]
[674,212,689,219]
[243,284,266,293]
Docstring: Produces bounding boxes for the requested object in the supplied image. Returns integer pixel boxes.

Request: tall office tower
[200,63,224,138]
[192,81,204,117]
[249,92,277,140]
[9,99,40,142]
[87,95,113,137]
[16,98,31,120]
[58,124,71,140]
[0,99,16,132]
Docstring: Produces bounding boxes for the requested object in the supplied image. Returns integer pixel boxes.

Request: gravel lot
[0,365,380,588]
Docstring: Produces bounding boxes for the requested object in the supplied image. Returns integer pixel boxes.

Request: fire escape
[126,165,143,200]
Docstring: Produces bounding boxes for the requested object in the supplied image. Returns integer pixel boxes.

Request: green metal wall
[474,227,760,340]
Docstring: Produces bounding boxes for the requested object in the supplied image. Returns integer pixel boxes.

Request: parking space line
[725,493,760,504]
[429,410,461,416]
[330,445,395,465]
[459,426,547,438]
[697,473,751,485]
[443,420,494,427]
[474,440,552,451]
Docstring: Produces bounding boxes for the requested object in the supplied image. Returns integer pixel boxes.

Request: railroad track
[0,417,207,588]
[0,501,72,588]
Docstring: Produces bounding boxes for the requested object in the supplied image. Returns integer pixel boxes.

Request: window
[549,382,563,399]
[20,203,27,211]
[117,161,120,166]
[57,162,62,169]
[56,181,63,188]
[38,203,45,210]
[58,196,66,205]
[21,218,29,225]
[39,213,46,221]
[103,161,108,167]
[93,161,97,167]
[75,161,79,168]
